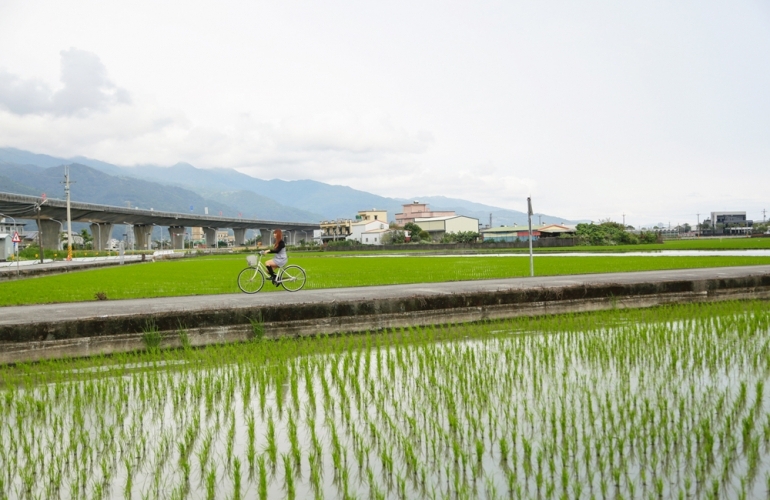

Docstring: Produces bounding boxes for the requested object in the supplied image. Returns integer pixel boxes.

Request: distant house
[413,215,479,241]
[481,225,536,242]
[537,224,576,238]
[395,202,455,225]
[348,219,390,245]
[481,224,575,242]
[329,209,391,245]
[361,228,390,245]
[320,219,353,242]
[0,219,26,237]
[216,230,234,247]
[347,208,390,245]
[355,209,387,223]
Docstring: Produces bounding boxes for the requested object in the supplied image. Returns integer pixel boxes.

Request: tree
[80,229,93,249]
[575,221,657,246]
[403,222,422,235]
[388,231,406,244]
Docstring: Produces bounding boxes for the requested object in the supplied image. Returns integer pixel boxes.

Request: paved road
[2,265,770,328]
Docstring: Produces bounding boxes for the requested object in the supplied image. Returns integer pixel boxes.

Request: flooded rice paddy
[2,300,770,499]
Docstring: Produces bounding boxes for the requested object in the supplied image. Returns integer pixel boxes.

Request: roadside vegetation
[2,300,770,499]
[2,253,770,306]
[575,221,659,245]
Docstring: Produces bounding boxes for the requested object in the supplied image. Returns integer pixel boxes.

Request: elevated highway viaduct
[0,192,320,251]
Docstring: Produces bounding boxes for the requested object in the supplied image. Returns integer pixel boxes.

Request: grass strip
[1,254,770,306]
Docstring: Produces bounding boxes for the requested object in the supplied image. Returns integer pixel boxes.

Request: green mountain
[0,147,583,227]
[0,174,38,196]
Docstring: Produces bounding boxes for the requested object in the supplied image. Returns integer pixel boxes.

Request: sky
[1,1,769,227]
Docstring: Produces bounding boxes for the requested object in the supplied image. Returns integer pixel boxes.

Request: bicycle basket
[246,255,258,267]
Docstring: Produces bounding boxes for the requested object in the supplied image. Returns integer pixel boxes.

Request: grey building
[709,211,753,235]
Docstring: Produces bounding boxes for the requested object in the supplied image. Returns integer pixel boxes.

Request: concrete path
[3,265,770,326]
[3,264,770,362]
[0,255,146,280]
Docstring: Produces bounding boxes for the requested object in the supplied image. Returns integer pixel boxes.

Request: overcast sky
[1,1,769,226]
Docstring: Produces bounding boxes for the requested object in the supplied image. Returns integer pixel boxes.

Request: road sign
[12,232,20,243]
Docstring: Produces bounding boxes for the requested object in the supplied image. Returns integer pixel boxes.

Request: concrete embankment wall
[2,271,770,364]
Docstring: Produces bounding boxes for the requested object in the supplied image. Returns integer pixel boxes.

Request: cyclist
[260,229,287,285]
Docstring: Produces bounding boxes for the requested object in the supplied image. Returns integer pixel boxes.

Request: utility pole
[763,209,767,223]
[36,198,47,263]
[622,213,626,228]
[527,197,534,277]
[489,213,492,229]
[696,213,700,238]
[63,165,73,261]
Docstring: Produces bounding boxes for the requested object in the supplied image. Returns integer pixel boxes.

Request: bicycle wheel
[279,265,306,292]
[237,267,265,293]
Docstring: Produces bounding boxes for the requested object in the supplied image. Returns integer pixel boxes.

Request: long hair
[273,229,283,250]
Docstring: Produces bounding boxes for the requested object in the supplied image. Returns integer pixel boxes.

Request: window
[375,215,378,220]
[365,237,368,242]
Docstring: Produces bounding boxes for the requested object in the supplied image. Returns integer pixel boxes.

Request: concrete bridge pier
[203,227,217,248]
[261,228,273,247]
[133,225,153,250]
[168,226,185,249]
[39,219,62,251]
[89,223,113,251]
[234,228,247,246]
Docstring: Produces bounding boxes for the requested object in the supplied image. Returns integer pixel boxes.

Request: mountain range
[0,147,584,234]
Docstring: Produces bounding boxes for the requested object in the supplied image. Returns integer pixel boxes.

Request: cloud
[0,48,130,116]
[267,114,433,155]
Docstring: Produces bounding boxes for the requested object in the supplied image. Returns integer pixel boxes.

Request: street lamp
[35,198,47,263]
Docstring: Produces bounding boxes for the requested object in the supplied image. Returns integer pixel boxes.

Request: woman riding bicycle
[260,229,287,285]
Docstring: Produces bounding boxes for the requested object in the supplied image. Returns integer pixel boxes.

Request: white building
[0,234,14,261]
[347,220,390,245]
[414,215,480,241]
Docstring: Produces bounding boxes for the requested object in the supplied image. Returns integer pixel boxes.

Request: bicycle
[237,252,307,293]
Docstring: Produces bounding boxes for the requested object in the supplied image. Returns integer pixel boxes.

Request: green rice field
[2,300,770,499]
[2,253,770,306]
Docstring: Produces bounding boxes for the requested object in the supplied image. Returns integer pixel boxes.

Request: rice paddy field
[2,253,770,306]
[2,300,770,499]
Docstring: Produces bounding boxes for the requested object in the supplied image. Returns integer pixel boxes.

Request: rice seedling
[141,319,162,352]
[3,299,770,498]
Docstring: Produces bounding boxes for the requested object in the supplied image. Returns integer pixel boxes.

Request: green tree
[388,231,406,244]
[576,221,657,246]
[80,229,94,249]
[403,222,422,235]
